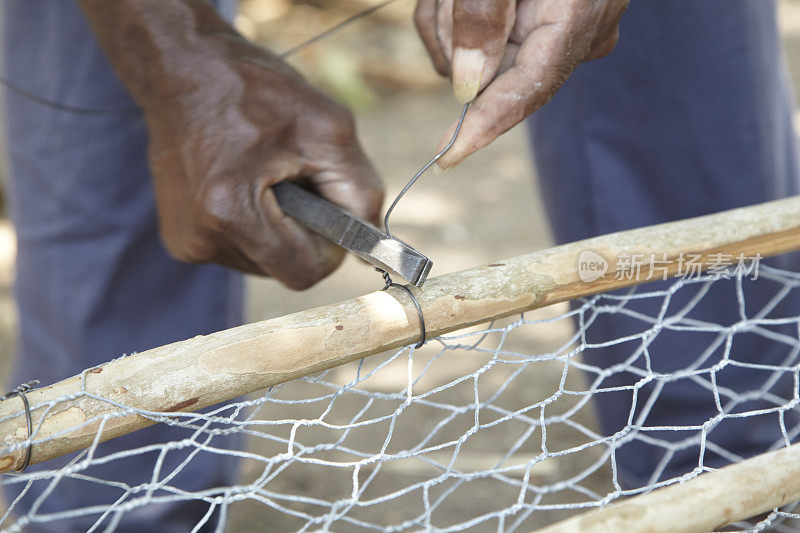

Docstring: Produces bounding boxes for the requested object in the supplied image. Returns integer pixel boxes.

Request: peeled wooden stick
[532,442,800,533]
[1,196,800,473]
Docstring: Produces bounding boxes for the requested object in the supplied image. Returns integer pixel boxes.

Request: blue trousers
[2,1,242,531]
[527,0,800,485]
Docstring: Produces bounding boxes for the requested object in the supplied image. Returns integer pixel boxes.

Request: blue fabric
[527,0,800,486]
[2,1,243,531]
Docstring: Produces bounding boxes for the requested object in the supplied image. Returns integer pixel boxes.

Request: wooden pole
[532,442,800,533]
[1,196,800,473]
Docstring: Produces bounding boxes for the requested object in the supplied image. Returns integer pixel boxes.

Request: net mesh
[2,264,800,532]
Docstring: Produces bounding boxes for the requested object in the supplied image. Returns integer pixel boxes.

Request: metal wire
[0,75,140,115]
[1,0,446,352]
[279,0,402,58]
[1,380,40,472]
[375,268,427,348]
[373,103,471,346]
[0,0,400,115]
[383,102,470,240]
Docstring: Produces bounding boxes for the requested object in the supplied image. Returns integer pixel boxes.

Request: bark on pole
[532,442,800,533]
[1,196,800,475]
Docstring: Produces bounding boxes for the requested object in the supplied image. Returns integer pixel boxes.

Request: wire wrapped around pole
[1,196,800,472]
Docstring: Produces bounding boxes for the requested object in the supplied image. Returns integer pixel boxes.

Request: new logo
[578,250,608,282]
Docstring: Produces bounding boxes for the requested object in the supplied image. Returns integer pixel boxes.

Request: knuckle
[433,60,450,77]
[413,1,426,29]
[162,179,245,266]
[283,262,328,291]
[609,28,621,47]
[365,182,385,214]
[614,0,630,17]
[285,274,318,291]
[369,181,385,206]
[311,102,357,145]
[325,106,357,142]
[453,0,515,48]
[300,250,344,290]
[456,0,511,22]
[197,179,242,233]
[157,187,232,265]
[591,30,620,60]
[262,240,340,291]
[603,33,620,55]
[162,230,218,264]
[346,172,385,222]
[413,0,437,33]
[311,258,343,287]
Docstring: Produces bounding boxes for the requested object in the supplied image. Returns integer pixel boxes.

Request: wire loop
[383,103,470,240]
[1,380,40,472]
[375,269,427,349]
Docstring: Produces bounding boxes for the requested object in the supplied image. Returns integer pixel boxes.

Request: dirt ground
[2,1,800,531]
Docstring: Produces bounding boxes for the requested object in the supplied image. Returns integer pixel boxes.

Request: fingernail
[432,163,448,175]
[452,47,486,104]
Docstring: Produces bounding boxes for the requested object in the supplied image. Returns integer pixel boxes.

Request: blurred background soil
[2,0,800,530]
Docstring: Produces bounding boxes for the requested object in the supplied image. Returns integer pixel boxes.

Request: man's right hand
[79,0,383,290]
[415,0,628,171]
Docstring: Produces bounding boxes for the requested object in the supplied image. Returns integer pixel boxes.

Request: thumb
[451,0,515,104]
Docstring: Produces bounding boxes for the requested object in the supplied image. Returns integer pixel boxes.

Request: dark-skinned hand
[414,0,629,170]
[79,0,383,290]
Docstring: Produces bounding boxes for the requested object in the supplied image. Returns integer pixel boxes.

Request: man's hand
[414,0,628,170]
[79,0,383,290]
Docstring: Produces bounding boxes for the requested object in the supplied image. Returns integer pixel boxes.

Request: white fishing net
[2,263,800,532]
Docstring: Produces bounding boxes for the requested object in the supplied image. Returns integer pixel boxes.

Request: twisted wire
[1,380,40,472]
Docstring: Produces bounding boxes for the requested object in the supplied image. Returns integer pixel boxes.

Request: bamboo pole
[1,196,800,473]
[532,442,800,533]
